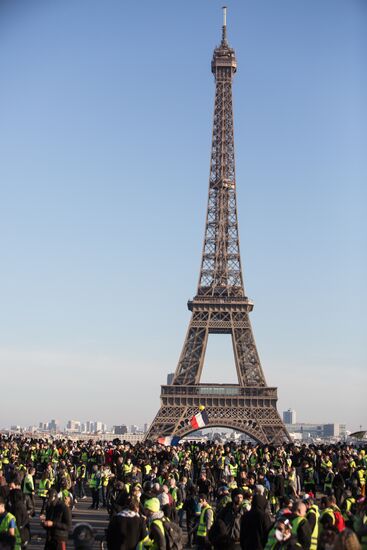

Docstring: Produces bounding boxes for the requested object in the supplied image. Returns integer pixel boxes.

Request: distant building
[323,423,346,438]
[167,373,174,385]
[144,423,148,433]
[95,421,103,433]
[286,422,346,440]
[67,420,81,432]
[114,425,128,435]
[283,409,296,424]
[130,425,139,433]
[48,419,60,432]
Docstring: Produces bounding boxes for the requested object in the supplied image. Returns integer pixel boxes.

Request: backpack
[161,517,184,550]
[333,510,346,532]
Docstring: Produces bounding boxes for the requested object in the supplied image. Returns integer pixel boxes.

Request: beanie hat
[144,497,160,513]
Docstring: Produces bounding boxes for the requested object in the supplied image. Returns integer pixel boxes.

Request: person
[106,494,146,550]
[197,474,212,500]
[211,488,244,549]
[6,477,30,549]
[196,494,213,550]
[143,498,166,550]
[265,517,301,550]
[303,496,319,550]
[183,486,199,548]
[41,488,72,550]
[240,487,272,550]
[75,464,86,500]
[21,468,35,518]
[0,496,21,550]
[176,476,187,528]
[215,484,231,511]
[288,501,311,550]
[38,471,52,516]
[88,465,101,510]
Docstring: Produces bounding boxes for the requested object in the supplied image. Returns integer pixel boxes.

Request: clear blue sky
[0,0,366,431]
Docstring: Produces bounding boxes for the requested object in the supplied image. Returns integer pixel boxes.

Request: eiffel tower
[146,8,290,445]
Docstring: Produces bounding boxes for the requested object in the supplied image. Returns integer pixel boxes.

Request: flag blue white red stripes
[190,409,209,430]
[157,436,180,446]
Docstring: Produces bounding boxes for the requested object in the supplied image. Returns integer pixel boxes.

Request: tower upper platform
[211,7,237,75]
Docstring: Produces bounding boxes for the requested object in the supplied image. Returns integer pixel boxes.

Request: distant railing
[161,384,277,398]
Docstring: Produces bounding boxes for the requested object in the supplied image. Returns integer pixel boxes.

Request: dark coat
[6,489,30,544]
[44,498,72,542]
[106,510,146,550]
[240,494,273,550]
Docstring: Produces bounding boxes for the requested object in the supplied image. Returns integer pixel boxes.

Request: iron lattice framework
[146,11,290,445]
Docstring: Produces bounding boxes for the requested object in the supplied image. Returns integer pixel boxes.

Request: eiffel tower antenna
[145,9,290,445]
[222,6,227,44]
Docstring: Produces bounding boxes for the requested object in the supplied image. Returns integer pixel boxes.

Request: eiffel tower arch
[145,9,290,445]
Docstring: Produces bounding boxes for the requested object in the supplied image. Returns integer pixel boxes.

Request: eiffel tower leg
[145,319,209,440]
[232,314,267,386]
[172,317,209,385]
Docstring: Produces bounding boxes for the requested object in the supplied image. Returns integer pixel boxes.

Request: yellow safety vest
[38,478,51,498]
[307,505,319,550]
[0,512,21,550]
[197,505,212,538]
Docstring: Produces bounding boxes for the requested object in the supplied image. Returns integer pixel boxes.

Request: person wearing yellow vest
[265,517,301,549]
[0,496,21,550]
[289,501,312,550]
[196,494,213,549]
[341,490,356,525]
[319,495,337,535]
[123,458,133,480]
[323,467,335,496]
[38,470,52,515]
[142,497,166,550]
[101,465,111,508]
[303,496,319,550]
[357,466,366,498]
[88,465,101,510]
[22,466,36,517]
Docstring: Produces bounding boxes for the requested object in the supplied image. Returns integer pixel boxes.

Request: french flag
[190,409,209,430]
[157,436,180,446]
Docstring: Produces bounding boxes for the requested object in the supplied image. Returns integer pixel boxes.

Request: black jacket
[6,489,30,544]
[106,510,146,550]
[44,499,72,542]
[240,494,273,550]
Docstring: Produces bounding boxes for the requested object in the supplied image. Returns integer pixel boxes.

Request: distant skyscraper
[48,419,59,432]
[67,420,81,432]
[283,409,296,424]
[114,425,128,435]
[167,373,174,385]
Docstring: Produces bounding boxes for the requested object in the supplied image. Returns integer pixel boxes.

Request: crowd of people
[0,434,366,550]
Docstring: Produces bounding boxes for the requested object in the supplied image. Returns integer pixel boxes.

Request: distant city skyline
[0,1,366,432]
